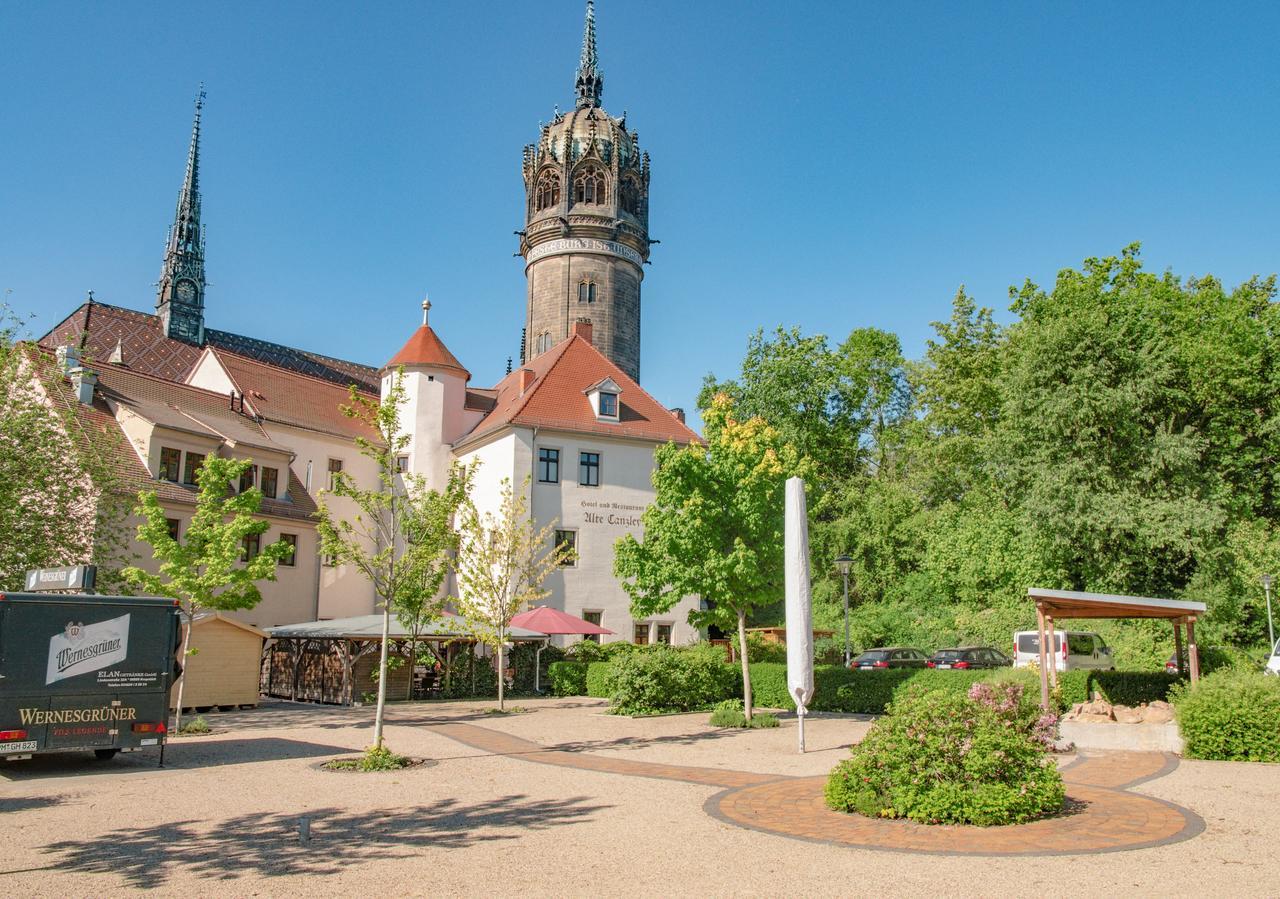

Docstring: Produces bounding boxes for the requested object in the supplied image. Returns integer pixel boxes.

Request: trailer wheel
[94,749,120,761]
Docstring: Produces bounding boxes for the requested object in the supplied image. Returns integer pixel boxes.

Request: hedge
[585,662,614,698]
[1055,670,1179,708]
[751,665,1025,714]
[546,661,588,697]
[1173,670,1280,762]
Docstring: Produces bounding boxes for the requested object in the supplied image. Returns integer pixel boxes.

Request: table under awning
[1027,587,1208,709]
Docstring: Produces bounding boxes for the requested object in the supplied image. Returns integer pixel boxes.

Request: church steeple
[156,86,208,345]
[574,1,603,109]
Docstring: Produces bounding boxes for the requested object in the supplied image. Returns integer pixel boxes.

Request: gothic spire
[156,86,208,344]
[574,1,603,108]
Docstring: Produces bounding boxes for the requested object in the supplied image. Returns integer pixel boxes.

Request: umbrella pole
[534,641,544,693]
[797,703,806,754]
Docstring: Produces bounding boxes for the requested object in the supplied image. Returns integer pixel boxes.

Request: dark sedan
[926,647,1012,670]
[851,647,928,669]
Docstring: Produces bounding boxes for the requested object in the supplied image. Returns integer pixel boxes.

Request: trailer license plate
[0,741,38,753]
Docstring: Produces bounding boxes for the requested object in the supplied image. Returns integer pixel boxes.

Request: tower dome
[517,1,651,383]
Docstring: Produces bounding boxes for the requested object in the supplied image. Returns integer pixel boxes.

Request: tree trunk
[737,608,752,721]
[172,609,194,734]
[496,636,505,712]
[406,634,416,701]
[372,600,392,750]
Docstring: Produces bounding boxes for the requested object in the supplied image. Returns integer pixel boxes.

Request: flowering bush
[824,685,1065,826]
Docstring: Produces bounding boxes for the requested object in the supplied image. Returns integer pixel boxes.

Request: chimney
[573,319,593,345]
[518,368,536,394]
[56,344,81,374]
[670,407,686,424]
[69,367,97,405]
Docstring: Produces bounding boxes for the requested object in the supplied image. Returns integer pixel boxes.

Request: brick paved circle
[706,773,1203,856]
[431,722,1204,856]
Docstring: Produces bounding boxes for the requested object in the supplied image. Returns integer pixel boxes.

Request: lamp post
[835,554,853,667]
[1262,574,1276,653]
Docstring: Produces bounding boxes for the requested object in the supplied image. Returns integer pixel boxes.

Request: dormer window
[585,377,622,422]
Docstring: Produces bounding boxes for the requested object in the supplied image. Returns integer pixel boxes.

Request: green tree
[395,463,474,700]
[315,372,471,748]
[0,306,130,591]
[124,455,292,730]
[615,394,810,719]
[451,476,573,711]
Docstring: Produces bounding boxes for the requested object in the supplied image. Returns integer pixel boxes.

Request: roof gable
[457,335,699,450]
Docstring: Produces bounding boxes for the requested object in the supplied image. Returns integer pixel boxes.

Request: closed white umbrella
[785,476,815,753]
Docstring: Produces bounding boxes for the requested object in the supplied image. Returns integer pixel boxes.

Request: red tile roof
[208,348,379,442]
[384,324,470,379]
[455,334,700,451]
[39,301,380,392]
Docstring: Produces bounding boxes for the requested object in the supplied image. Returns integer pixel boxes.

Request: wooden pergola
[1028,587,1208,709]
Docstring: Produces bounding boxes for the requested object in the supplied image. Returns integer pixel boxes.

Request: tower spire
[574,1,603,108]
[156,85,208,344]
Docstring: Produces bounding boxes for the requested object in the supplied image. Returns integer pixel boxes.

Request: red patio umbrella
[511,606,614,635]
[512,607,613,693]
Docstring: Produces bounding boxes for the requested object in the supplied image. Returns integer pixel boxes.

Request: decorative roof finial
[422,295,431,326]
[574,0,603,109]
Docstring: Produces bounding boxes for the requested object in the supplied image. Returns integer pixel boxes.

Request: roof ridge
[211,346,378,396]
[207,327,379,376]
[92,356,253,405]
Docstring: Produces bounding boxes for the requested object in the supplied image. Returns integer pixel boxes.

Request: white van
[1012,630,1115,671]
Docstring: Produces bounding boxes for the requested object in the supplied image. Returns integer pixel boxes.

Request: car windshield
[934,649,966,659]
[856,651,889,661]
[1017,633,1061,652]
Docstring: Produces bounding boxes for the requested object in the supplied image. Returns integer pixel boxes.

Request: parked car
[1164,645,1231,675]
[1012,630,1115,671]
[926,647,1012,670]
[1266,639,1280,677]
[851,647,928,669]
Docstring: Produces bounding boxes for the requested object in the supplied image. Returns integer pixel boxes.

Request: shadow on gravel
[0,738,354,781]
[0,795,64,813]
[40,795,610,887]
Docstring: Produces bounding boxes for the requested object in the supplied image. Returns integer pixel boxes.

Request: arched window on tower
[578,280,597,304]
[574,166,607,206]
[535,171,561,212]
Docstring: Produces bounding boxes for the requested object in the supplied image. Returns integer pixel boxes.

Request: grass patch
[177,716,211,735]
[483,706,528,716]
[323,745,414,772]
[709,700,781,728]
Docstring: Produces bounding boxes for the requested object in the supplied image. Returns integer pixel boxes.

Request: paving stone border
[431,723,1204,856]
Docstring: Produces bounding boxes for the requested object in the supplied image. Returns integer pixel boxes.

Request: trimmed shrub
[1173,670,1280,763]
[546,661,588,696]
[1054,670,1178,709]
[585,662,614,698]
[608,644,739,715]
[825,685,1065,825]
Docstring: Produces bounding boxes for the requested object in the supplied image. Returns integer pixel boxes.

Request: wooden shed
[173,613,268,711]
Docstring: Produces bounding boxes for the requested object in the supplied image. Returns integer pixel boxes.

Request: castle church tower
[519,1,651,383]
[156,88,208,345]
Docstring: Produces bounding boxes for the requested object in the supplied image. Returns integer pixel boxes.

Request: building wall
[526,253,643,381]
[126,504,321,629]
[252,420,380,621]
[457,427,699,648]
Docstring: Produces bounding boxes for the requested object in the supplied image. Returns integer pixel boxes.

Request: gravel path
[0,698,1275,896]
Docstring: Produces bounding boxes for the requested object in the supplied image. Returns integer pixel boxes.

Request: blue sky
[2,1,1277,423]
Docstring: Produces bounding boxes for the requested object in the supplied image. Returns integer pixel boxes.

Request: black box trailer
[0,592,181,762]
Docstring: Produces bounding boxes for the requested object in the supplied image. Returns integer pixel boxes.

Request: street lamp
[1262,574,1276,653]
[835,554,853,668]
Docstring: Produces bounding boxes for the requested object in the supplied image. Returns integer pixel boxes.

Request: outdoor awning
[267,612,548,641]
[1027,587,1206,620]
[510,606,614,635]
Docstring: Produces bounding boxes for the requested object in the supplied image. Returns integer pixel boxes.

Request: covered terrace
[1028,587,1208,709]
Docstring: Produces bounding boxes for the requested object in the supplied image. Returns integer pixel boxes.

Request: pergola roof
[267,612,547,642]
[1027,587,1206,620]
